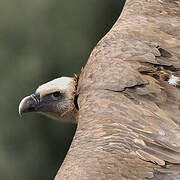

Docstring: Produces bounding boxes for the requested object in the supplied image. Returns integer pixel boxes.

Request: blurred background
[0,0,125,179]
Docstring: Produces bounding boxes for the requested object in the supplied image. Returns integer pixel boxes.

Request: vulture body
[19,0,180,179]
[56,0,180,179]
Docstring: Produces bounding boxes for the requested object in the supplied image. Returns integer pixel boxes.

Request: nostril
[31,93,40,104]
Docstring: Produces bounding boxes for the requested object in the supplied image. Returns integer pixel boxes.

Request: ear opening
[74,94,79,110]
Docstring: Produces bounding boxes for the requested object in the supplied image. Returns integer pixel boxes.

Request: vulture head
[19,76,78,122]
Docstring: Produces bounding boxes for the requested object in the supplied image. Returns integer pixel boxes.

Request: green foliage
[0,0,125,179]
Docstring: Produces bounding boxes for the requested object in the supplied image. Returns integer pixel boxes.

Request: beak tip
[18,96,31,117]
[18,109,22,116]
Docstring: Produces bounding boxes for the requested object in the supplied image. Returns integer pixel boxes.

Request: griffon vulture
[19,0,180,179]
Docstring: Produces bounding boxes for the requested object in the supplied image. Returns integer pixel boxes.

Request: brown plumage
[19,0,180,179]
[55,0,180,179]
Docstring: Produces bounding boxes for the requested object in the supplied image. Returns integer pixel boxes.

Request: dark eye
[51,91,61,100]
[53,91,60,97]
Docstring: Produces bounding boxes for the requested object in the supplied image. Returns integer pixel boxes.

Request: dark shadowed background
[0,0,125,179]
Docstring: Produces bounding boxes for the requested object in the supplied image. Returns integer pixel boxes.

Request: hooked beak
[19,93,40,116]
